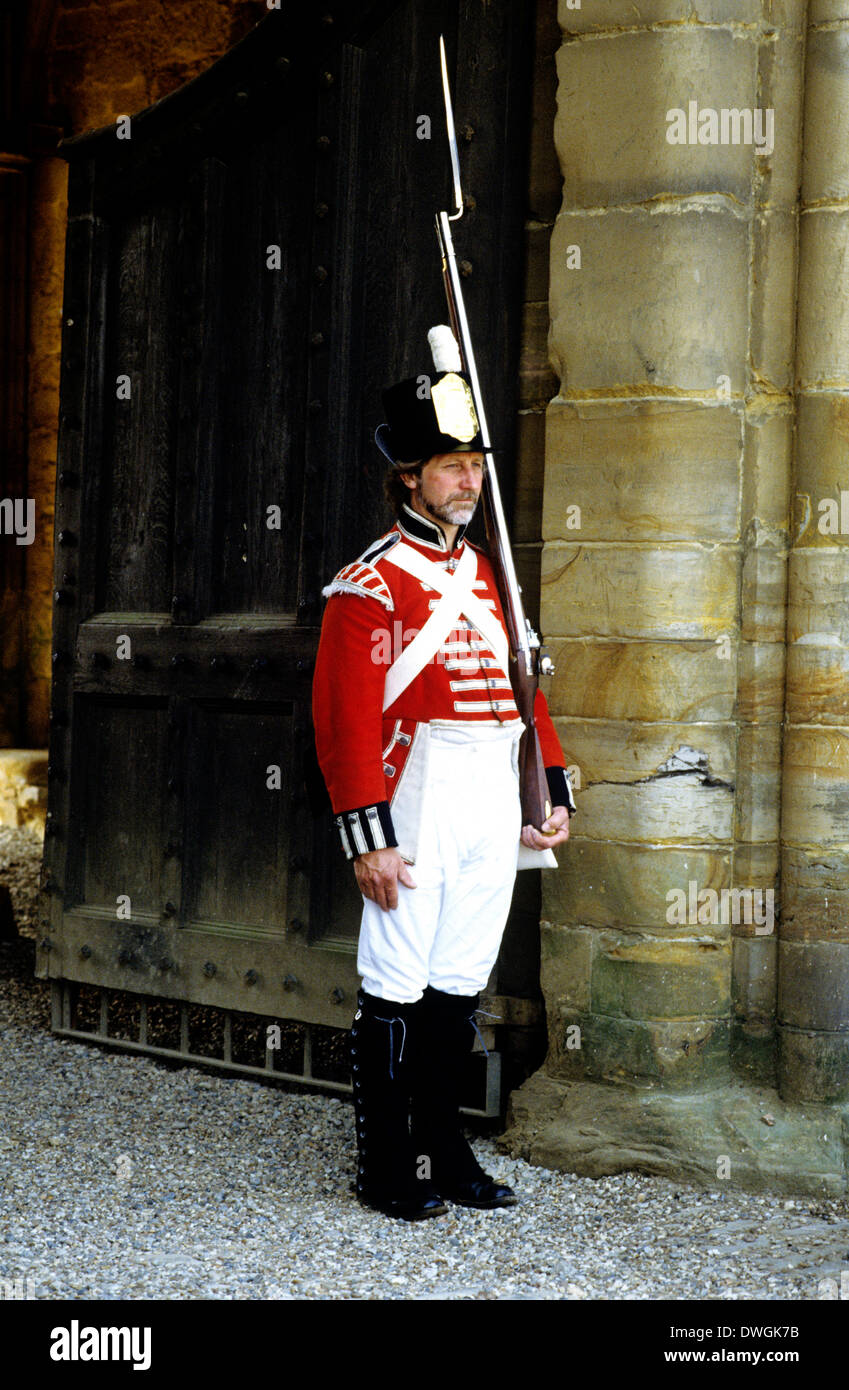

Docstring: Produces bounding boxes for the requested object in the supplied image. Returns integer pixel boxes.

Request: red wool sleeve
[534,686,566,769]
[311,592,392,815]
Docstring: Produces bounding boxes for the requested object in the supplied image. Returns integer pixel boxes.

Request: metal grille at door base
[49,980,503,1118]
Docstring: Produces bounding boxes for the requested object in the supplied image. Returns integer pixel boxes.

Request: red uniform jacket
[312,502,575,859]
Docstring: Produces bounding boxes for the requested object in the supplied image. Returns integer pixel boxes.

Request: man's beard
[416,481,479,526]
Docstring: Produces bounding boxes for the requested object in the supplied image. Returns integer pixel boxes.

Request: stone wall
[502,0,849,1193]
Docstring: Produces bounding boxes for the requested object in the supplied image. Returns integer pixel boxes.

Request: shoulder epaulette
[321,532,401,611]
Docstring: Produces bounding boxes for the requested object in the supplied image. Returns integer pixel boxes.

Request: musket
[432,34,555,833]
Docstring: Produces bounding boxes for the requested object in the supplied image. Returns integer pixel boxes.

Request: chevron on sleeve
[321,560,395,610]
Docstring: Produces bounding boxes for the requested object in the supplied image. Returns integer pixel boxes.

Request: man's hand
[520,805,570,851]
[354,847,417,911]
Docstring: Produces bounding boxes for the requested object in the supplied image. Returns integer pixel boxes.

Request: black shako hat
[374,369,484,467]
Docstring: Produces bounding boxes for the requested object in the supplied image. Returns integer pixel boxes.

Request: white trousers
[357,721,523,1003]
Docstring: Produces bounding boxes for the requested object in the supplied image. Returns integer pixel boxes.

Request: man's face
[403,452,484,527]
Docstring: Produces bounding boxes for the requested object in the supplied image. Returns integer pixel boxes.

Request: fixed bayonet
[439,34,463,220]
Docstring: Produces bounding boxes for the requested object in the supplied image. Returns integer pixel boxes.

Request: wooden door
[39,1,535,1038]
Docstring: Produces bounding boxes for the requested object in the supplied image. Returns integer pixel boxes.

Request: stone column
[504,1,848,1193]
[779,10,849,1105]
[25,153,67,749]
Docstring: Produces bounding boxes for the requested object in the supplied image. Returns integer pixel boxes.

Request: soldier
[312,361,575,1222]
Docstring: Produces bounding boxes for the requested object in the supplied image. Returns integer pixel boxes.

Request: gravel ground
[1,826,848,1301]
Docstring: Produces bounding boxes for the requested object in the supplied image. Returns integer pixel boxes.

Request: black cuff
[335,801,399,859]
[545,765,576,817]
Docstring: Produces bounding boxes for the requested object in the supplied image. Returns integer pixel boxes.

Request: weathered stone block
[547,715,735,843]
[779,1027,849,1104]
[750,211,797,390]
[755,27,806,210]
[785,642,849,727]
[780,846,849,944]
[552,715,734,786]
[542,839,732,933]
[591,932,731,1019]
[554,29,758,206]
[737,640,786,724]
[810,0,849,20]
[541,542,739,639]
[796,211,849,385]
[542,399,741,543]
[733,842,780,899]
[567,781,733,846]
[734,724,782,843]
[801,27,849,205]
[740,544,788,643]
[741,409,793,541]
[540,921,593,1011]
[546,637,736,722]
[548,1008,731,1088]
[778,940,849,1031]
[730,1020,777,1089]
[787,551,849,645]
[549,209,749,393]
[725,849,781,945]
[781,726,849,846]
[732,935,777,1021]
[792,393,849,549]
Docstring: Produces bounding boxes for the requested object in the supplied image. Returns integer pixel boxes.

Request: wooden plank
[173,157,225,626]
[99,198,180,613]
[42,910,362,1028]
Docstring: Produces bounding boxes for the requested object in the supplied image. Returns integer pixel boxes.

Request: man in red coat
[312,361,574,1222]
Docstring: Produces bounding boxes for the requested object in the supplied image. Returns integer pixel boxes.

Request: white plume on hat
[428,324,462,373]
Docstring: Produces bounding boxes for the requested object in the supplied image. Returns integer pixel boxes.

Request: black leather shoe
[441,1177,518,1210]
[357,1186,449,1222]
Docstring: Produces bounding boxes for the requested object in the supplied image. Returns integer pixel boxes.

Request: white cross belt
[381,542,511,711]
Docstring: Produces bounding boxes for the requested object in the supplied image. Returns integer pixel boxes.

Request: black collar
[397,502,468,553]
